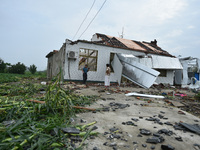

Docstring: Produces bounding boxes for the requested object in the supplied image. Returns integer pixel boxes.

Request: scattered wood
[193,105,200,110]
[167,100,185,107]
[27,100,45,104]
[73,106,96,111]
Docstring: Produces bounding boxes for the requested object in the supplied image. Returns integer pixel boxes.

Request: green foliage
[29,64,37,74]
[8,62,26,74]
[0,73,20,83]
[0,73,98,149]
[0,59,6,73]
[195,92,200,101]
[0,72,47,83]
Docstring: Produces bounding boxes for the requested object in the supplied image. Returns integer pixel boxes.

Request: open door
[111,54,123,85]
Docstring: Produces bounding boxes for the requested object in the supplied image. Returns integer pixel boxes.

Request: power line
[72,0,96,40]
[78,0,107,39]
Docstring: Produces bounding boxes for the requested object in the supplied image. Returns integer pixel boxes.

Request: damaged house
[46,33,182,88]
[175,57,200,88]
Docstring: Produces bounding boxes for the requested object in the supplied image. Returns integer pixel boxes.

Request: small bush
[29,64,37,74]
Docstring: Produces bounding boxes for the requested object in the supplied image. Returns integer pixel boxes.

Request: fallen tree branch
[72,106,96,111]
[26,100,45,104]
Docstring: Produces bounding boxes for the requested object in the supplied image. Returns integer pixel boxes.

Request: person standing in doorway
[105,64,111,89]
[82,64,89,84]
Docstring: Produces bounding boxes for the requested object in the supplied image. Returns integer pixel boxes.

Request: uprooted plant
[0,73,98,150]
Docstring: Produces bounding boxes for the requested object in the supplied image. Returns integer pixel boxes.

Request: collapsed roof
[47,33,175,58]
[92,33,174,57]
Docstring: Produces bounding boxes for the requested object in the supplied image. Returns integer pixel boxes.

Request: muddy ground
[65,83,200,150]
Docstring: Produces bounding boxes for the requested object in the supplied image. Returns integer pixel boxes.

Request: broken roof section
[139,55,183,69]
[93,33,173,57]
[113,54,160,88]
[46,50,59,58]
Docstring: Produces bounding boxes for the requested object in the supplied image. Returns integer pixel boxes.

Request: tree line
[0,58,37,74]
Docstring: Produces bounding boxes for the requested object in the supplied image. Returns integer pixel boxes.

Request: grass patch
[0,73,20,83]
[0,71,46,84]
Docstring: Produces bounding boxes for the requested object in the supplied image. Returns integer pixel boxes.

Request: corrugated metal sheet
[151,55,183,69]
[114,54,160,89]
[139,58,153,68]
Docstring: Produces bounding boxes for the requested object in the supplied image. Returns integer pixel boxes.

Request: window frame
[78,48,98,71]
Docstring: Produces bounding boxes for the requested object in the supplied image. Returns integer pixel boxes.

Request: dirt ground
[66,83,200,150]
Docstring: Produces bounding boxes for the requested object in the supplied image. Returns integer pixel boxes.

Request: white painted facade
[46,36,183,86]
[63,41,144,82]
[155,70,174,85]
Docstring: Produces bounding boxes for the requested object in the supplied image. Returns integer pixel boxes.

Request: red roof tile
[95,33,173,57]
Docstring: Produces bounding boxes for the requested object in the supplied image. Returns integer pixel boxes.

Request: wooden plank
[168,100,185,107]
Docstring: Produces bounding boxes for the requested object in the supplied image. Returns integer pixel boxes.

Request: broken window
[155,69,167,77]
[79,48,98,71]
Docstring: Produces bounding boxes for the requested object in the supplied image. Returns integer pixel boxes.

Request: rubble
[109,102,130,109]
[175,136,183,142]
[157,129,173,136]
[70,83,200,150]
[62,127,80,134]
[174,122,200,135]
[140,129,151,135]
[193,144,200,150]
[146,135,165,144]
[161,144,175,150]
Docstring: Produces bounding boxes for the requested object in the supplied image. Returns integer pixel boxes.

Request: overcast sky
[1,0,200,70]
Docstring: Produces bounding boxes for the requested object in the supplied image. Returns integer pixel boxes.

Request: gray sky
[1,0,200,70]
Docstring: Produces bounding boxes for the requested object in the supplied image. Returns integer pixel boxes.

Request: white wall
[155,70,174,85]
[63,41,144,82]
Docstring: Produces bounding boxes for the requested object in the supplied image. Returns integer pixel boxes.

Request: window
[155,69,167,77]
[79,48,98,71]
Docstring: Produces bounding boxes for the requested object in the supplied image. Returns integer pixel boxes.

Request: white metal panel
[117,54,160,89]
[112,54,123,85]
[152,55,183,69]
[197,59,200,81]
[139,58,153,68]
[197,58,200,73]
[181,60,189,85]
[125,92,164,98]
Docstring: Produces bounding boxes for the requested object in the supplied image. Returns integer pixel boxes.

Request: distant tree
[29,64,37,74]
[0,58,6,73]
[8,62,26,74]
[4,63,11,73]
